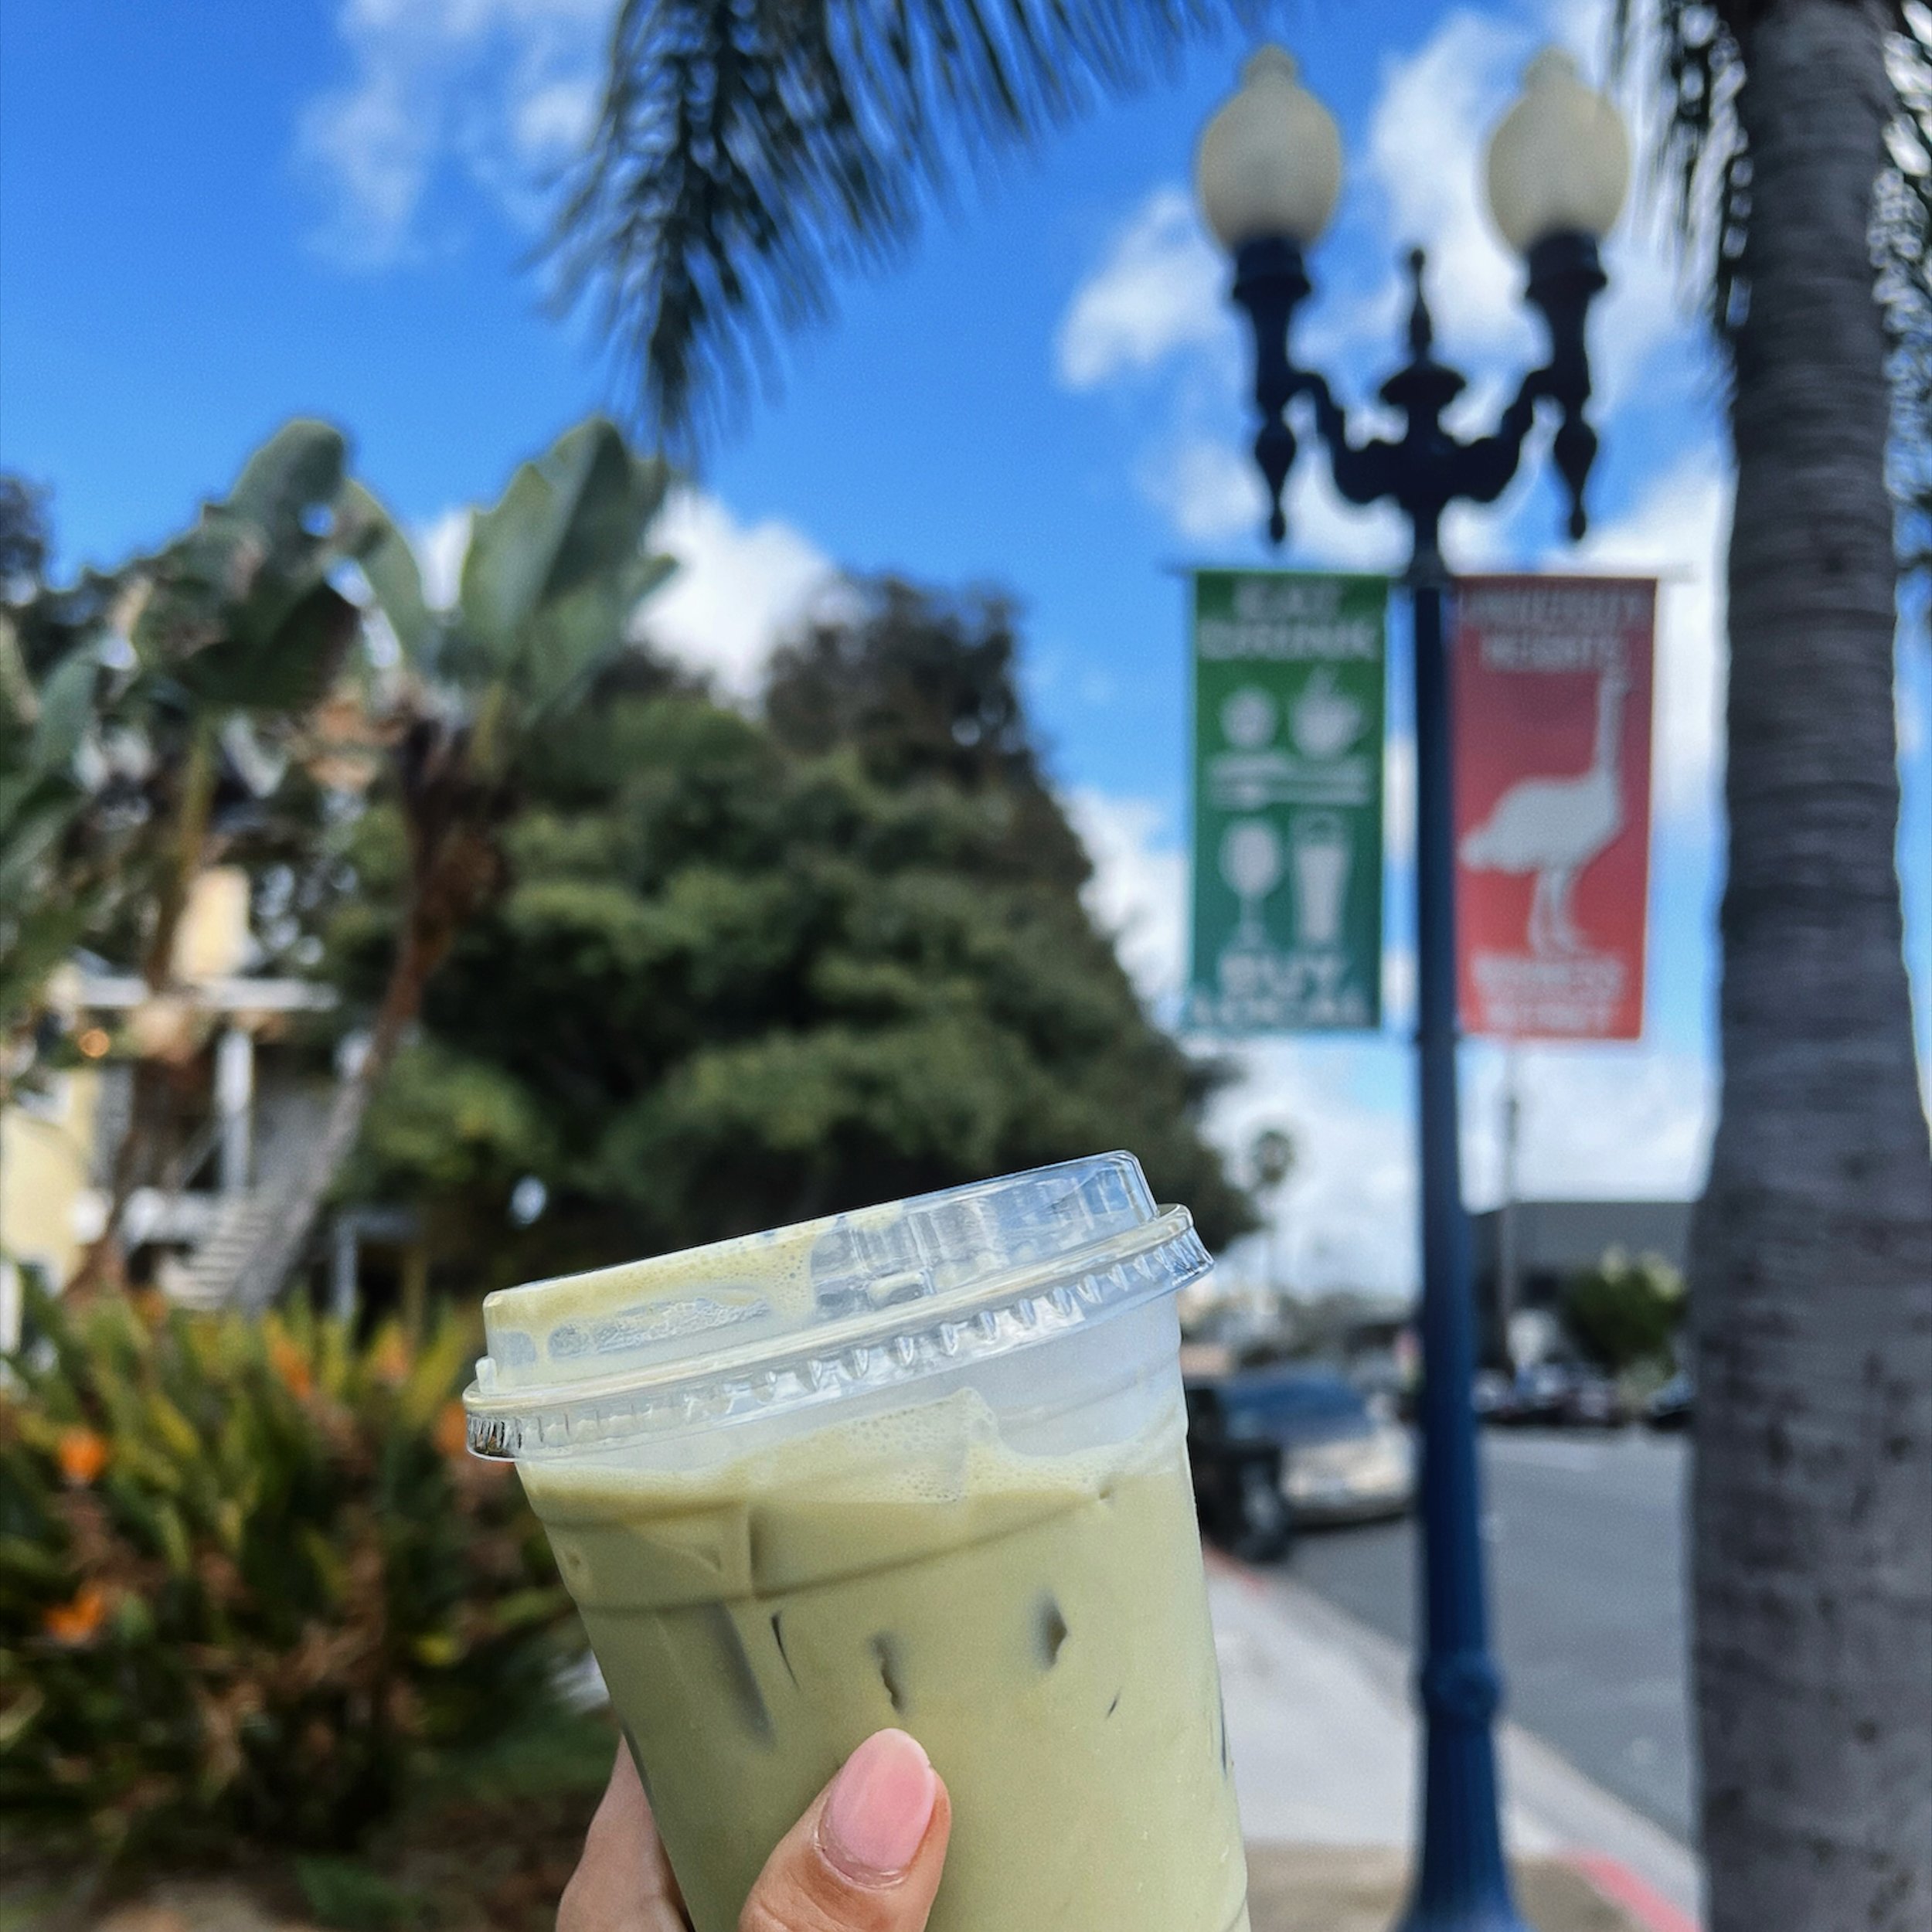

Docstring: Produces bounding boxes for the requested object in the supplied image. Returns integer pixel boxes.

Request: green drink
[466,1155,1250,1932]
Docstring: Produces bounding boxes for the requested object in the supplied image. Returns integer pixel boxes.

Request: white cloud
[1206,1041,1419,1294]
[1136,434,1414,562]
[299,0,606,266]
[1382,943,1417,1029]
[1383,727,1417,889]
[1462,1041,1716,1208]
[1899,641,1927,762]
[1056,187,1235,389]
[641,491,838,702]
[1360,9,1686,413]
[413,507,472,609]
[1134,436,1262,546]
[1066,789,1189,1008]
[1197,1029,1714,1296]
[1362,11,1533,362]
[1563,447,1732,828]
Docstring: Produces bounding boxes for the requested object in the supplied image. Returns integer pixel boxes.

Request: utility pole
[1498,1046,1522,1371]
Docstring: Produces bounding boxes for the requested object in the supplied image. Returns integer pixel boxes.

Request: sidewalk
[1206,1556,1702,1932]
[27,1560,1704,1932]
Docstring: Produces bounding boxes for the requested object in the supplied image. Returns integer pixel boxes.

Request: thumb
[740,1730,951,1932]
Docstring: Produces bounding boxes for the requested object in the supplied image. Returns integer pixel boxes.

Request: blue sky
[5,0,1927,1291]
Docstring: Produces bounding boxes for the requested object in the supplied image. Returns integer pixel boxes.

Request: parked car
[1185,1368,1416,1563]
[1645,1372,1693,1431]
[1481,1362,1628,1430]
[1471,1368,1515,1420]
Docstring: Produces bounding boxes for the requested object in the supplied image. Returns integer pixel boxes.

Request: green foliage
[0,1288,573,1862]
[0,482,131,1088]
[764,578,1092,893]
[457,420,672,715]
[366,417,673,740]
[1560,1246,1686,1374]
[0,626,100,1051]
[335,580,1251,1287]
[132,420,368,716]
[0,425,383,1096]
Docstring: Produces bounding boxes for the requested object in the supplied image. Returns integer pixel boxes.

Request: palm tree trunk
[234,795,499,1313]
[1697,5,1932,1929]
[69,720,221,1297]
[231,923,437,1315]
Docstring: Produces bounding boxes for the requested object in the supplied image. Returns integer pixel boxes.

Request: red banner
[1453,576,1655,1040]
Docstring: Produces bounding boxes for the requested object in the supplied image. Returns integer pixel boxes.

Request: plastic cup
[464,1152,1250,1932]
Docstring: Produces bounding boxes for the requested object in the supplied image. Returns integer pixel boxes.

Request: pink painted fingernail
[819,1730,937,1883]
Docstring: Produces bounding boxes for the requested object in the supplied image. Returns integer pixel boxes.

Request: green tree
[1560,1247,1685,1376]
[764,577,1095,892]
[334,580,1249,1291]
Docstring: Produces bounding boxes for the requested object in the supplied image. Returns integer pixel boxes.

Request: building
[1,867,420,1338]
[1469,1197,1692,1363]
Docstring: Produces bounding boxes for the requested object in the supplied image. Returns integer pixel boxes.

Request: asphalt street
[1270,1427,1695,1844]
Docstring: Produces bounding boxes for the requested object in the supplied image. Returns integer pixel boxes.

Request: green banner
[1188,570,1388,1033]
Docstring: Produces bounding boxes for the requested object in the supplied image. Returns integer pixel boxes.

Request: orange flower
[433,1400,470,1460]
[55,1428,110,1488]
[43,1583,108,1647]
[268,1335,315,1402]
[369,1329,412,1386]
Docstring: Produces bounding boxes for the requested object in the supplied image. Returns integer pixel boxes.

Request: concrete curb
[1214,1556,1702,1927]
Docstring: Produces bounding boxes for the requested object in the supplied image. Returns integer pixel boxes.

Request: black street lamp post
[1196,48,1630,1932]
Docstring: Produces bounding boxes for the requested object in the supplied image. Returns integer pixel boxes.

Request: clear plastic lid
[464,1151,1210,1460]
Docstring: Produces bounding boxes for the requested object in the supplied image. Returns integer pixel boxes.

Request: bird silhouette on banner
[1458,662,1628,957]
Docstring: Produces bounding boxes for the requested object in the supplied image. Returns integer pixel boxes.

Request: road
[1271,1427,1694,1844]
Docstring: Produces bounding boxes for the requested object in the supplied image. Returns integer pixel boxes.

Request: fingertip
[819,1729,939,1884]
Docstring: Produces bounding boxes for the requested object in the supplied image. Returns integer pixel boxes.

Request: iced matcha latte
[464,1155,1250,1932]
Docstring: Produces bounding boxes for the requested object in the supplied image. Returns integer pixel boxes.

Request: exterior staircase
[161,1086,332,1312]
[172,1189,299,1311]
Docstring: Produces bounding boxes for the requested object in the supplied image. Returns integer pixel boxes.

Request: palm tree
[556,6,1930,1927]
[1614,9,1932,1927]
[237,419,673,1310]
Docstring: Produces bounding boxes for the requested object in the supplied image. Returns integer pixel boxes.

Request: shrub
[0,1288,575,1866]
[1560,1247,1686,1374]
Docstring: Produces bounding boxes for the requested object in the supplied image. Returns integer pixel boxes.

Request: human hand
[559,1728,952,1932]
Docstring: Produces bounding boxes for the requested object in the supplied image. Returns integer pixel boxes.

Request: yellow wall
[0,1069,100,1287]
[174,866,252,981]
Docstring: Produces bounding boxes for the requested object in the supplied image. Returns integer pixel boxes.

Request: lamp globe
[1194,47,1343,253]
[1484,48,1630,255]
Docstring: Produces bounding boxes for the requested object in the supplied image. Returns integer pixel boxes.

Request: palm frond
[1877,7,1932,573]
[1612,1,1750,349]
[547,0,1236,452]
[1619,2,1932,578]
